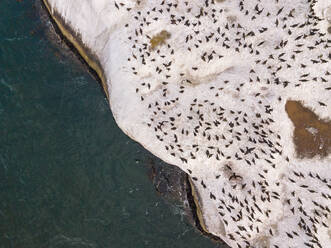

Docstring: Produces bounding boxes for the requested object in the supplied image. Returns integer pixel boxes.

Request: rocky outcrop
[42,0,331,247]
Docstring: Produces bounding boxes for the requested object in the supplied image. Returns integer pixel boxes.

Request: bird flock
[48,0,330,247]
[112,0,330,247]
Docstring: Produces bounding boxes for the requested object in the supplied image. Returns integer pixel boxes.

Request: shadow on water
[0,0,226,247]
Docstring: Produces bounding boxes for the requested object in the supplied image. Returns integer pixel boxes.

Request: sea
[0,1,224,247]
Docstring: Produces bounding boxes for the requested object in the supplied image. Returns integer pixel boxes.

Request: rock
[146,156,228,245]
[42,0,331,247]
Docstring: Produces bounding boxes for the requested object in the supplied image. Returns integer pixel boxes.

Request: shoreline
[40,0,221,243]
[41,0,109,100]
[187,177,224,243]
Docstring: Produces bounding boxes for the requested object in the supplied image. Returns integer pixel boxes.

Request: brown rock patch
[285,100,331,158]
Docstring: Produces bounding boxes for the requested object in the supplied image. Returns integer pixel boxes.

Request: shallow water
[0,1,225,247]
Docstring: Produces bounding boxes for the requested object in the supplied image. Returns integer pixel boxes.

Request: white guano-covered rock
[46,0,331,247]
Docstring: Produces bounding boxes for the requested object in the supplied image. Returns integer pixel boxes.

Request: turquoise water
[0,1,223,247]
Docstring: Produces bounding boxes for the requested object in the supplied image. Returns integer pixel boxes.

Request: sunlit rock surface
[44,0,330,247]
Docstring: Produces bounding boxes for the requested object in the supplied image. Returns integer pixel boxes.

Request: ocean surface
[0,1,224,247]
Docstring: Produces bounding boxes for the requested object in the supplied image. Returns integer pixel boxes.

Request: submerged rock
[42,0,330,247]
